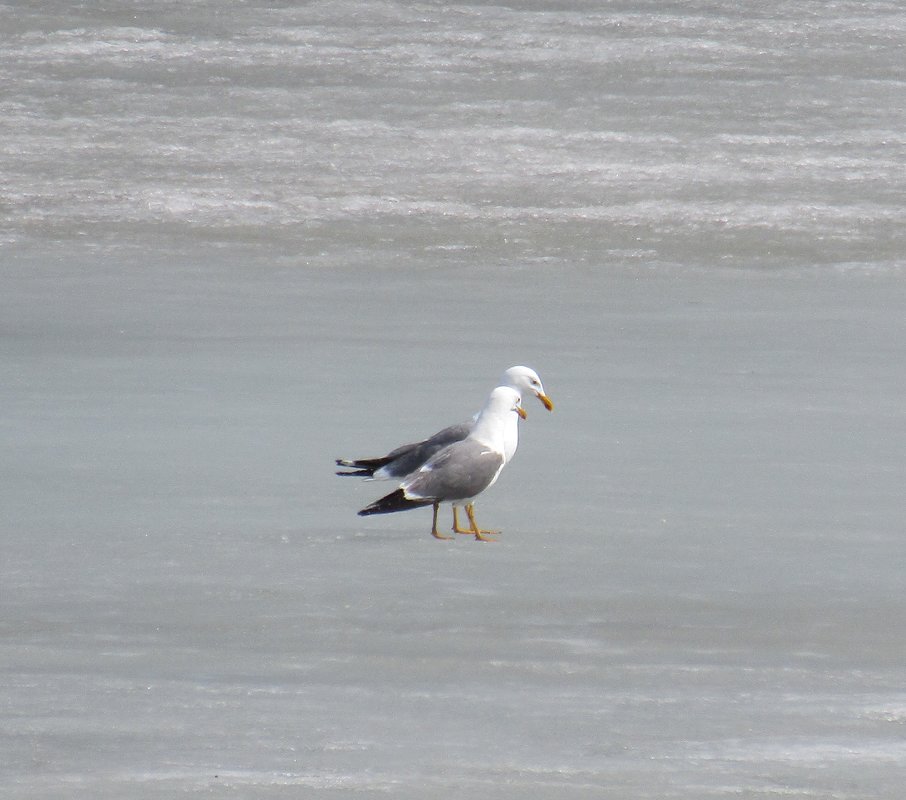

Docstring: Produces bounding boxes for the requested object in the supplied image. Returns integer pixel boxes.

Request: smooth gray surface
[3,2,906,798]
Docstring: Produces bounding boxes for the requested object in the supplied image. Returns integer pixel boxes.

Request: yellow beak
[516,405,527,420]
[536,392,554,412]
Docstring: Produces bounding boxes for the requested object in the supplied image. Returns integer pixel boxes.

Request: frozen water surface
[2,1,906,798]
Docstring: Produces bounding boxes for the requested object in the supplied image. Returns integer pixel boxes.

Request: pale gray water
[2,2,906,798]
[3,0,905,269]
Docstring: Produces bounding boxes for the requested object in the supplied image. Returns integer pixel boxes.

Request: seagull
[357,386,526,540]
[336,366,553,534]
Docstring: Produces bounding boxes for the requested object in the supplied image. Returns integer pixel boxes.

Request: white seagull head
[500,365,554,414]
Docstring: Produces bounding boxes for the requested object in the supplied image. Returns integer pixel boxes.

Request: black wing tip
[359,488,430,516]
[336,456,392,475]
[335,457,377,478]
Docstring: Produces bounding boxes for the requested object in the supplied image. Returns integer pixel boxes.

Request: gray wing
[376,421,473,479]
[402,439,504,502]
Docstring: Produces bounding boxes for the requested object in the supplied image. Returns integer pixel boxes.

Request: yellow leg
[431,503,452,540]
[452,506,473,534]
[454,504,498,535]
[466,504,499,542]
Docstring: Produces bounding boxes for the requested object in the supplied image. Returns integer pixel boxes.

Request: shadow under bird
[336,365,553,534]
[357,386,526,540]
